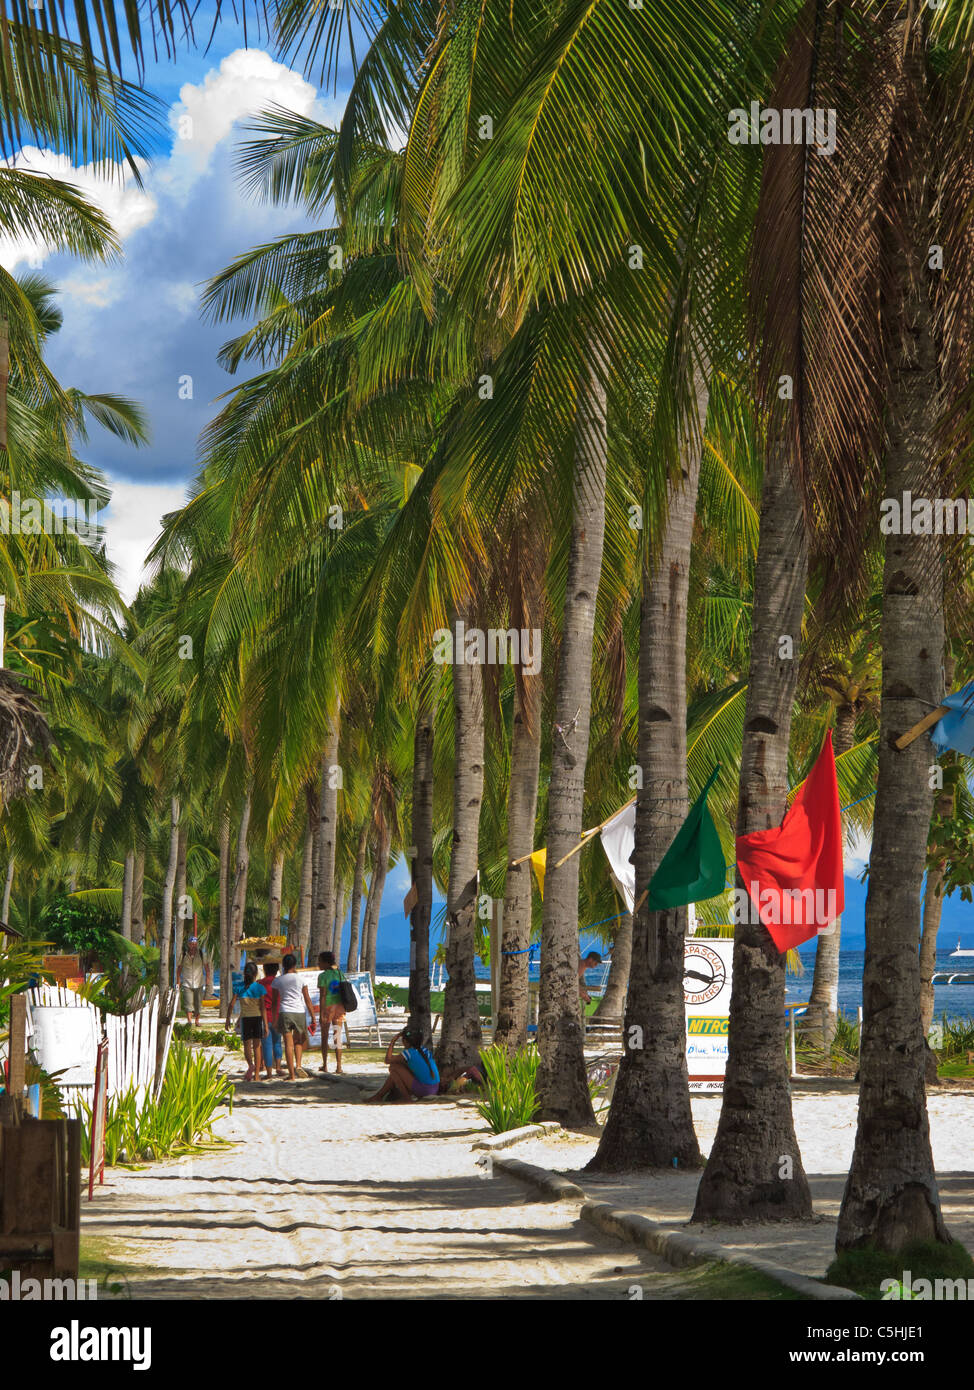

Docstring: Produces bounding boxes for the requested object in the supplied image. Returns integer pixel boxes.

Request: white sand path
[81,1071,733,1300]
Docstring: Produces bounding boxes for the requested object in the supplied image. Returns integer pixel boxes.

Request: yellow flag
[530,849,547,899]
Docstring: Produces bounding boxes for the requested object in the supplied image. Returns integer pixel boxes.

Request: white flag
[600,802,636,911]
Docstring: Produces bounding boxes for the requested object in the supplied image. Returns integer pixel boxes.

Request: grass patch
[375,983,492,1016]
[682,1262,805,1300]
[825,1239,974,1300]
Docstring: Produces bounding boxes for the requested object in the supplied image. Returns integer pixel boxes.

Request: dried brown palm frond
[0,667,53,802]
[750,0,895,599]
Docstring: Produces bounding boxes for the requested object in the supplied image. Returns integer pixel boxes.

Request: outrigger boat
[931,940,974,986]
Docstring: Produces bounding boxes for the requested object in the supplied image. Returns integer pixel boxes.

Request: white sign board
[294,969,378,1033]
[29,1006,100,1086]
[684,938,733,1093]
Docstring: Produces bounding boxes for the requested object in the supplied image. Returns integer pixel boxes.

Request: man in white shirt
[270,954,317,1080]
[179,937,206,1025]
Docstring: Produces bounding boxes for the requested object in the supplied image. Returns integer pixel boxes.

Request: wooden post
[8,992,26,1096]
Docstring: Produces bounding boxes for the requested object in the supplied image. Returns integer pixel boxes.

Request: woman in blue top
[364,1025,440,1102]
[225,960,269,1082]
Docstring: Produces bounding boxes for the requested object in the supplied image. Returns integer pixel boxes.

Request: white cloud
[165,49,321,196]
[102,478,188,602]
[845,825,872,880]
[0,149,156,272]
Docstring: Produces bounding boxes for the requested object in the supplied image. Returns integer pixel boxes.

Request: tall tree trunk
[346,819,369,972]
[120,849,135,942]
[919,866,944,1041]
[311,699,341,960]
[408,690,435,1040]
[132,848,145,945]
[594,912,632,1020]
[1,854,14,924]
[157,796,180,997]
[495,533,544,1051]
[536,337,609,1125]
[590,381,705,1171]
[268,847,284,936]
[331,883,345,959]
[296,791,315,963]
[363,829,390,980]
[438,611,486,1073]
[837,41,949,1249]
[218,816,231,1009]
[229,789,252,969]
[805,703,857,1047]
[692,434,813,1222]
[172,824,188,989]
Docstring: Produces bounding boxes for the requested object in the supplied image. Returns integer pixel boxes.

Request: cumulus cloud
[845,825,872,880]
[102,478,189,602]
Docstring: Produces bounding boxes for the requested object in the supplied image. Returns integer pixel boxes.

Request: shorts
[320,1004,346,1025]
[182,985,202,1014]
[411,1078,439,1098]
[241,1016,263,1041]
[279,1012,308,1040]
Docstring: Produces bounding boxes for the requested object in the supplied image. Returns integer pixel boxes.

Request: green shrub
[79,1040,234,1166]
[475,1044,540,1133]
[173,1022,241,1050]
[825,1240,974,1300]
[938,1013,974,1061]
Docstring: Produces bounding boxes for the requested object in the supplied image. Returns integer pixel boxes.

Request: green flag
[647,766,725,911]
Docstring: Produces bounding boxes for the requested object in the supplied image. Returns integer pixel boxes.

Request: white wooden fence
[25,984,177,1118]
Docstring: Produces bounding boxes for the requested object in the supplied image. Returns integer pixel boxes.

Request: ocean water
[378,948,974,1025]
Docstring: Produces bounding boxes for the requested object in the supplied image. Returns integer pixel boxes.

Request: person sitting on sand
[578,950,602,1006]
[225,961,269,1082]
[271,953,316,1080]
[316,951,345,1075]
[364,1026,440,1103]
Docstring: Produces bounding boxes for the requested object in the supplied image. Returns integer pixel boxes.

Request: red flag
[735,729,845,952]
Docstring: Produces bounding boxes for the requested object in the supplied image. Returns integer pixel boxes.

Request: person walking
[271,953,316,1080]
[260,960,285,1077]
[225,961,269,1082]
[316,951,346,1075]
[179,937,206,1026]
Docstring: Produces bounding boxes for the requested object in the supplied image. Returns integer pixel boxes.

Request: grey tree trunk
[594,912,632,1021]
[157,796,180,997]
[346,819,369,972]
[311,700,342,960]
[229,789,252,969]
[172,825,189,989]
[331,883,345,959]
[692,434,813,1222]
[805,704,857,1047]
[1,855,13,924]
[590,383,705,1171]
[408,689,435,1042]
[438,613,486,1073]
[495,556,544,1051]
[307,786,319,966]
[536,337,608,1125]
[919,866,944,1041]
[268,847,284,936]
[132,849,145,945]
[218,816,231,1009]
[836,54,949,1248]
[120,851,134,941]
[364,829,390,980]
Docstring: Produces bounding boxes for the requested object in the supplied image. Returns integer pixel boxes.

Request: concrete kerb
[471,1121,563,1152]
[491,1155,861,1301]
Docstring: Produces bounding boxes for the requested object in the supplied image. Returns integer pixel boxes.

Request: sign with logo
[42,954,81,983]
[294,969,378,1039]
[684,938,733,1092]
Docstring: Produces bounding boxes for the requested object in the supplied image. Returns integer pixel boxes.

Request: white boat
[931,940,974,986]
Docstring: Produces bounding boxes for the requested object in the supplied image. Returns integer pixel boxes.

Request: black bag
[339,976,359,1013]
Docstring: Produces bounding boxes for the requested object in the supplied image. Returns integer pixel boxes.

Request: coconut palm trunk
[172,824,188,988]
[120,850,134,941]
[364,828,390,980]
[218,816,231,1008]
[330,883,345,958]
[346,819,369,972]
[312,699,341,958]
[692,434,813,1222]
[836,42,949,1248]
[594,912,632,1020]
[408,689,434,1042]
[132,848,145,945]
[268,847,284,935]
[438,613,486,1073]
[589,383,706,1171]
[229,788,252,967]
[805,704,856,1047]
[157,796,180,997]
[536,336,608,1124]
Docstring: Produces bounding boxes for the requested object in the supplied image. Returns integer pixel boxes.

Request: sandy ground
[515,1081,974,1278]
[82,1057,974,1296]
[82,1065,722,1300]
